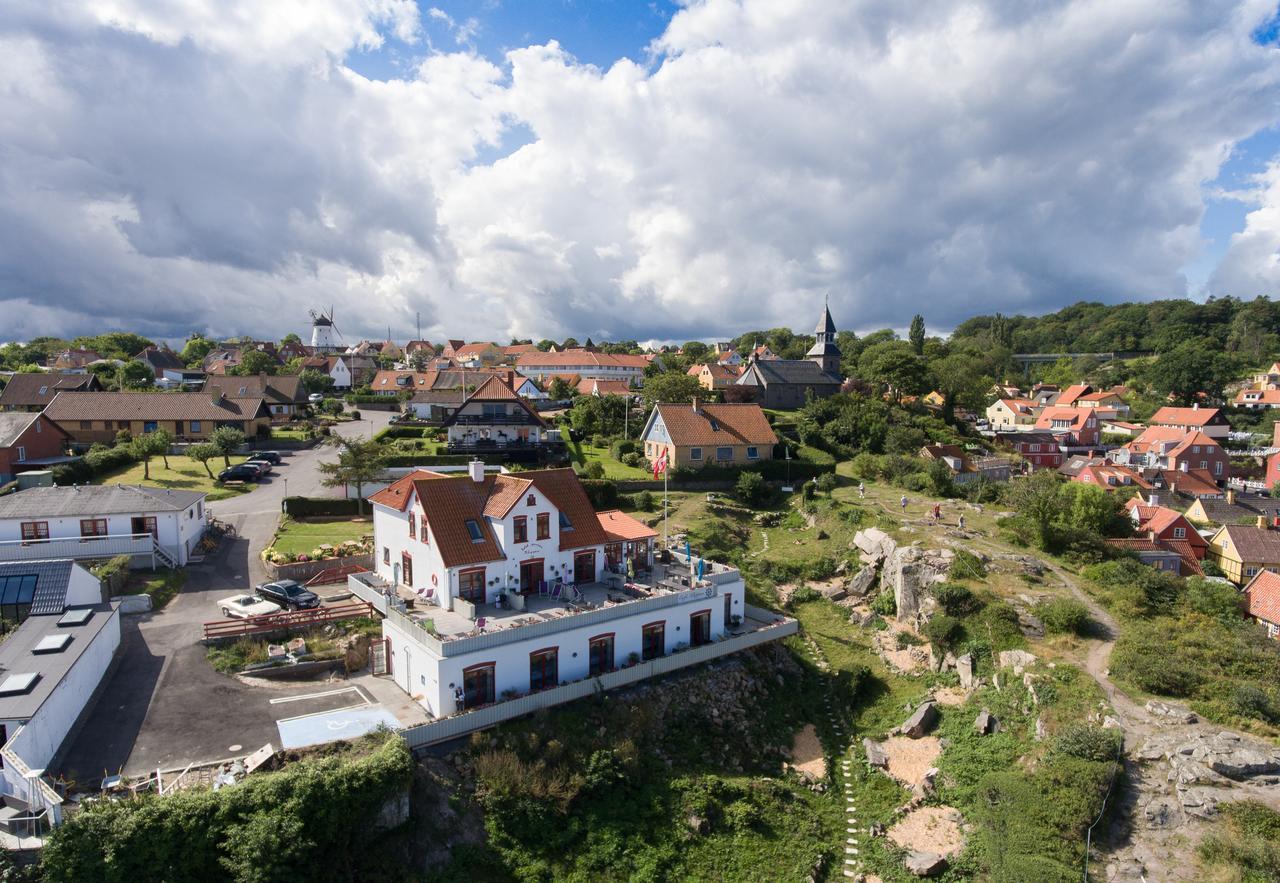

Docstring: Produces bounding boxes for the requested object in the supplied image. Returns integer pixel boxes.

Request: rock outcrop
[956,653,975,688]
[974,709,998,735]
[900,702,939,738]
[904,851,948,877]
[997,649,1037,674]
[863,737,890,768]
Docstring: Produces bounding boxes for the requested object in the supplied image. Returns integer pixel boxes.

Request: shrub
[933,582,981,616]
[1110,639,1203,696]
[84,445,138,475]
[636,490,655,510]
[580,479,619,510]
[921,613,962,648]
[1036,598,1091,635]
[789,586,821,605]
[1231,685,1279,724]
[609,438,637,460]
[621,452,644,468]
[582,461,606,480]
[870,590,896,616]
[282,497,362,517]
[1050,722,1122,763]
[948,549,987,580]
[735,471,769,507]
[850,452,882,480]
[1198,800,1280,880]
[1184,578,1243,624]
[813,472,837,493]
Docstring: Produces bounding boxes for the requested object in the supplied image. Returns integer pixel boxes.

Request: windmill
[309,307,343,352]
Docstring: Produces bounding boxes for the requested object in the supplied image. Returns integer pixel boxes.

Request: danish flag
[653,449,668,479]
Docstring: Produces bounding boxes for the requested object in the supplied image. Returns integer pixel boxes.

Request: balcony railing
[449,414,541,426]
[0,533,177,567]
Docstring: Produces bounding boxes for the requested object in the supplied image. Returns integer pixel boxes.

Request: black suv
[250,451,282,465]
[255,580,320,610]
[218,464,260,483]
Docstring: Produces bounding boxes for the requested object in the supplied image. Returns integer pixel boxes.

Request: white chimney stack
[469,460,485,483]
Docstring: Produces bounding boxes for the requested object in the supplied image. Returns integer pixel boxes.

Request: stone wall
[264,553,374,583]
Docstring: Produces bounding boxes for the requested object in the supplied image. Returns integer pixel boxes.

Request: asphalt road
[57,410,394,784]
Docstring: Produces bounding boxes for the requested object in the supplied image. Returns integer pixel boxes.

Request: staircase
[152,539,178,569]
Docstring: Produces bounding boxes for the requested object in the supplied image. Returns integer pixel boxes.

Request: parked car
[308,393,324,403]
[251,451,282,465]
[245,458,273,475]
[255,579,320,610]
[218,594,281,619]
[218,464,260,483]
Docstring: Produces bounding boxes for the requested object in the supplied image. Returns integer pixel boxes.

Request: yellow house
[985,398,1038,429]
[922,390,946,408]
[686,362,738,391]
[640,401,778,470]
[1205,522,1280,584]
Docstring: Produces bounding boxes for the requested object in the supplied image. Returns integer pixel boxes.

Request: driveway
[57,409,396,783]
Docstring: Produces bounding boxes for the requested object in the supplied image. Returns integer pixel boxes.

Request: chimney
[1226,488,1236,505]
[1258,515,1269,530]
[692,396,701,414]
[469,460,485,483]
[1147,529,1158,542]
[1192,402,1199,410]
[506,369,515,387]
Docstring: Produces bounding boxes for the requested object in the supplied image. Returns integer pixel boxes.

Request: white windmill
[309,307,343,353]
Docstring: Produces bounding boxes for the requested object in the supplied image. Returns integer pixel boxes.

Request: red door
[401,552,413,587]
[573,550,596,585]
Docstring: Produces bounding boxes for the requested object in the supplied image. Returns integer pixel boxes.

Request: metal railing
[399,609,797,750]
[448,414,542,426]
[1,726,63,828]
[201,601,375,641]
[0,532,177,567]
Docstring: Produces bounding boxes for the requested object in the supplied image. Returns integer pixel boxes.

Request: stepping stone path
[799,627,872,880]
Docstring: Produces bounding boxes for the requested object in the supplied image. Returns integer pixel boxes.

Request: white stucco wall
[0,500,205,566]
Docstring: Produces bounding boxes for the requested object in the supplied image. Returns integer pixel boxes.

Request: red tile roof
[652,403,779,447]
[1034,406,1095,431]
[1055,384,1092,406]
[597,510,658,541]
[1151,406,1223,427]
[516,350,650,369]
[1244,570,1280,625]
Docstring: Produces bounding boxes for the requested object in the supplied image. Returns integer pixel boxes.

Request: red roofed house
[640,400,779,470]
[1105,537,1201,576]
[1242,570,1280,639]
[688,362,739,391]
[985,398,1038,430]
[516,350,655,385]
[1033,407,1100,448]
[366,464,764,717]
[1113,428,1230,480]
[1070,459,1152,492]
[1124,498,1207,560]
[442,373,547,451]
[576,378,633,397]
[1150,405,1230,440]
[0,412,73,483]
[1054,384,1092,407]
[1234,388,1280,409]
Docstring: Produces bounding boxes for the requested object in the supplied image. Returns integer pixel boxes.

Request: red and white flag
[653,449,668,479]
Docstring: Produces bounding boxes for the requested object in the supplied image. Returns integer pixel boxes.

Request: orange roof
[1055,384,1092,406]
[1235,389,1280,405]
[577,379,633,396]
[370,370,437,391]
[651,402,779,447]
[996,398,1037,414]
[1151,406,1222,427]
[1244,571,1280,625]
[1166,431,1222,459]
[1127,425,1189,455]
[1034,407,1094,431]
[1075,464,1151,489]
[455,342,501,357]
[516,350,650,369]
[596,510,658,542]
[1153,468,1221,498]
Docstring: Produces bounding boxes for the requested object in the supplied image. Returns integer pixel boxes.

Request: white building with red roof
[363,464,763,718]
[1149,405,1230,440]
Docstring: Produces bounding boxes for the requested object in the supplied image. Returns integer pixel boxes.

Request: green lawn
[566,438,653,479]
[271,427,313,440]
[269,516,373,557]
[94,455,254,502]
[124,568,186,610]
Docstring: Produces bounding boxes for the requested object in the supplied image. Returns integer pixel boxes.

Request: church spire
[807,297,840,377]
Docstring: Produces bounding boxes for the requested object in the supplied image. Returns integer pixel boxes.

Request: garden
[263,515,373,565]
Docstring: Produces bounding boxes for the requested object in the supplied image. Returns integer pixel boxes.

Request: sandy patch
[786,724,827,779]
[931,687,969,707]
[881,736,942,785]
[873,621,932,673]
[887,806,966,857]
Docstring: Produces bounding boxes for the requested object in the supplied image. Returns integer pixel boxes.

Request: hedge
[41,735,413,883]
[381,454,476,468]
[54,445,140,485]
[283,497,364,517]
[343,394,402,404]
[581,479,620,509]
[375,425,437,440]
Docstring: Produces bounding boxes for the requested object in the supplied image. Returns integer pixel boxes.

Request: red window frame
[689,609,712,646]
[79,518,108,540]
[588,633,615,676]
[20,522,48,545]
[459,567,486,602]
[536,512,550,540]
[642,621,665,661]
[513,516,527,544]
[529,646,559,692]
[408,512,416,538]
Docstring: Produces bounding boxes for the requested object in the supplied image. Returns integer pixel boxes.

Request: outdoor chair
[475,617,487,633]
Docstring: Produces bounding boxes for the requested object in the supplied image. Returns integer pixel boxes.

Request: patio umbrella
[697,558,705,581]
[684,539,691,562]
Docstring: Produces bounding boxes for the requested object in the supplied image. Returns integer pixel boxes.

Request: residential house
[370,370,438,397]
[750,344,779,361]
[1185,489,1280,527]
[367,465,764,718]
[0,414,73,484]
[1242,570,1280,639]
[1250,362,1280,390]
[1105,537,1200,576]
[716,349,743,367]
[0,374,101,413]
[985,398,1038,430]
[0,484,207,567]
[1234,388,1280,409]
[1113,428,1229,480]
[1054,384,1092,407]
[404,340,435,357]
[324,354,377,389]
[132,346,185,379]
[42,391,271,447]
[379,341,404,361]
[1033,407,1100,449]
[1207,523,1280,584]
[989,383,1023,399]
[919,445,1011,484]
[453,343,504,367]
[1077,390,1130,415]
[1146,467,1224,500]
[47,350,101,372]
[1067,458,1152,492]
[1100,419,1144,437]
[440,340,466,359]
[278,340,312,362]
[1150,406,1230,440]
[0,560,121,830]
[1029,384,1061,407]
[1125,498,1208,560]
[203,374,307,419]
[921,390,947,409]
[442,374,548,451]
[575,378,632,397]
[687,362,739,391]
[515,350,655,385]
[640,400,778,470]
[502,344,539,359]
[406,390,465,422]
[996,431,1063,470]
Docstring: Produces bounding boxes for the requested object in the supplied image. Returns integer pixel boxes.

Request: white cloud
[1209,161,1280,295]
[2,0,1280,345]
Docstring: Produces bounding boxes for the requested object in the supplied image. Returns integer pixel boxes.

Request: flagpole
[663,459,669,551]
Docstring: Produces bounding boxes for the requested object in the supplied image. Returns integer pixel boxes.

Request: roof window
[465,520,483,542]
[0,673,39,696]
[33,634,72,654]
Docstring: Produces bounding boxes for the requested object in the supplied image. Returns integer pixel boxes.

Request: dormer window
[559,512,573,531]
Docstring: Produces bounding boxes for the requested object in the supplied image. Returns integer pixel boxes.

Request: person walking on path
[932,503,942,523]
[858,481,866,499]
[958,512,966,530]
[900,494,908,513]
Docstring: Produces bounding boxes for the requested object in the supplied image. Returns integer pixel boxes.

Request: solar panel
[33,634,72,654]
[57,608,93,627]
[0,673,39,696]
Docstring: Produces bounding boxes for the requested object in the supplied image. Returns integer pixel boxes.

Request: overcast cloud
[2,0,1279,345]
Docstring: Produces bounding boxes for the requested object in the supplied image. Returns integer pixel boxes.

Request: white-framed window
[1173,527,1185,538]
[716,447,732,461]
[1215,461,1223,475]
[747,446,759,460]
[15,446,25,462]
[1246,566,1259,577]
[690,447,702,461]
[190,420,202,433]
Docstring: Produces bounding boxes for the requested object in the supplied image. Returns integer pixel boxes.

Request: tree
[299,369,335,396]
[931,352,991,420]
[735,471,769,507]
[187,442,220,479]
[74,332,154,361]
[908,314,926,356]
[1145,339,1232,405]
[407,350,431,371]
[568,394,628,438]
[536,339,557,352]
[548,376,576,401]
[180,335,216,368]
[210,426,246,468]
[117,359,156,390]
[1059,483,1125,536]
[640,372,703,407]
[318,438,389,514]
[561,337,579,350]
[683,341,710,362]
[233,350,277,376]
[857,340,928,402]
[281,333,301,345]
[1004,470,1064,549]
[128,431,170,481]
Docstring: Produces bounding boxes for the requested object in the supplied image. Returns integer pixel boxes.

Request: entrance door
[401,552,413,587]
[690,610,711,646]
[519,559,544,594]
[130,516,158,539]
[573,550,596,585]
[724,593,733,628]
[463,663,496,709]
[588,634,614,676]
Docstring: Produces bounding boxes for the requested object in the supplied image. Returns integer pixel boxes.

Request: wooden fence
[201,601,374,642]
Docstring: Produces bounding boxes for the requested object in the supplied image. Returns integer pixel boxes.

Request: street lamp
[282,477,288,513]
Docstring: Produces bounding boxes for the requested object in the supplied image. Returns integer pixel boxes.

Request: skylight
[559,512,573,531]
[33,634,72,654]
[57,608,93,627]
[0,673,39,696]
[465,520,483,542]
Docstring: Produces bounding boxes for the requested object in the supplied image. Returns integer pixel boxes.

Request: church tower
[806,299,840,377]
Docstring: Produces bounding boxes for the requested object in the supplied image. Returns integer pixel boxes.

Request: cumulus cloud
[2,0,1279,344]
[1210,160,1280,295]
